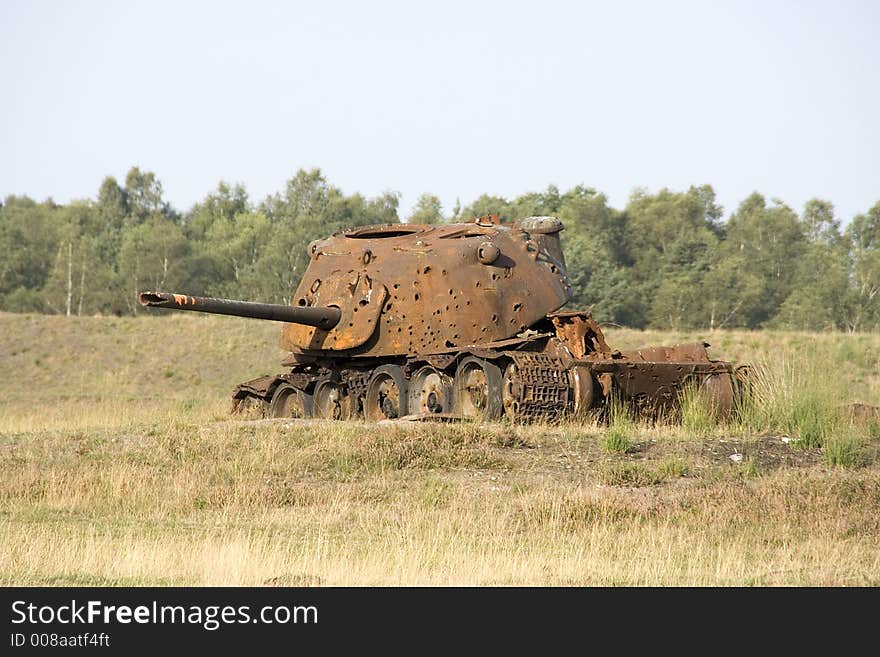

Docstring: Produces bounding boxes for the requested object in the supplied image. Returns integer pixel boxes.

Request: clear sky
[2,0,878,222]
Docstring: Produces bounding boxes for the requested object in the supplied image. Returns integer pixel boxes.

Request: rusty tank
[139,214,742,422]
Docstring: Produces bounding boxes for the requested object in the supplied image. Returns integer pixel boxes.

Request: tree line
[2,167,879,332]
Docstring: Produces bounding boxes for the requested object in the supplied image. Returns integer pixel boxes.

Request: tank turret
[282,214,570,355]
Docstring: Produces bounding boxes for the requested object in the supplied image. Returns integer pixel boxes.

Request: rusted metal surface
[501,353,571,420]
[591,360,735,415]
[548,310,612,358]
[139,214,745,423]
[844,402,880,423]
[139,291,340,329]
[280,215,571,356]
[231,374,276,400]
[616,341,714,364]
[285,274,388,351]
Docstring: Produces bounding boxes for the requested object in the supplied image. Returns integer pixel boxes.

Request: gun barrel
[138,291,341,330]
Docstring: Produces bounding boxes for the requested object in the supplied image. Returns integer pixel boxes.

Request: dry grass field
[1,312,879,585]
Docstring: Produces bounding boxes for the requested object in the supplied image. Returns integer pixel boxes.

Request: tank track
[343,370,371,415]
[236,342,738,423]
[504,353,571,421]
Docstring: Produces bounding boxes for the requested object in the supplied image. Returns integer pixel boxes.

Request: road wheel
[231,395,268,419]
[408,366,452,415]
[268,383,312,418]
[701,372,734,419]
[569,365,596,417]
[364,365,408,421]
[312,381,350,420]
[454,356,502,420]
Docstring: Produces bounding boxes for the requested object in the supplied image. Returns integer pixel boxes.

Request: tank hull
[232,311,741,423]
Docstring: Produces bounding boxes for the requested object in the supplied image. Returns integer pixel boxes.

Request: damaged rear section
[588,344,738,418]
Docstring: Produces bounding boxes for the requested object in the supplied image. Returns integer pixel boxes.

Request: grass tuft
[734,353,842,446]
[603,397,635,454]
[679,381,720,436]
[598,463,663,487]
[824,435,864,468]
[658,457,689,479]
[736,456,760,479]
[603,431,632,454]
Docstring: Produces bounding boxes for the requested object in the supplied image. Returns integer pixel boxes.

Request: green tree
[845,202,880,331]
[509,185,562,219]
[647,229,718,330]
[556,187,641,325]
[41,202,105,316]
[97,176,128,229]
[184,181,250,241]
[770,199,848,331]
[0,196,59,312]
[622,185,722,328]
[124,167,173,224]
[201,210,272,298]
[701,250,766,330]
[118,216,190,314]
[460,194,512,222]
[256,169,400,303]
[801,198,841,246]
[407,193,444,224]
[714,193,805,327]
[771,245,850,331]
